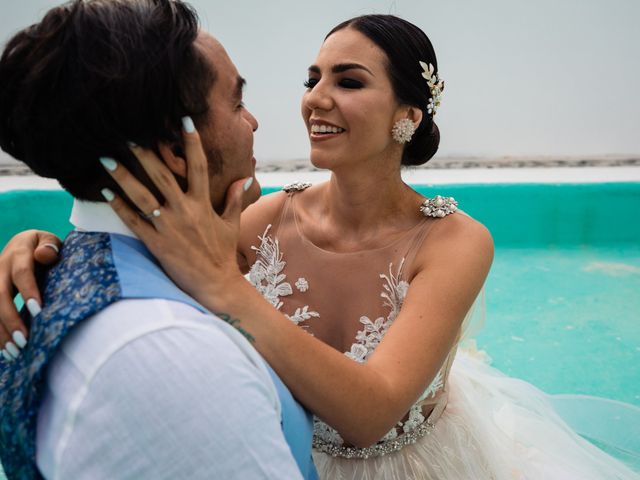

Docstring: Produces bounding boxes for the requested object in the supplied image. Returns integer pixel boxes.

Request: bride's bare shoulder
[417,212,494,273]
[240,181,323,233]
[239,190,288,242]
[243,189,288,222]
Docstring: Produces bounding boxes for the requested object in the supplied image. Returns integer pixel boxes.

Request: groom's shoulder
[61,298,271,382]
[39,298,300,480]
[55,297,280,427]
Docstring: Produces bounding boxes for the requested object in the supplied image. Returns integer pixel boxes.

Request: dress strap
[402,195,461,279]
[271,182,312,237]
[282,181,312,194]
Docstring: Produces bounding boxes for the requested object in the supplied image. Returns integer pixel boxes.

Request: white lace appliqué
[315,259,446,449]
[422,370,444,399]
[295,277,309,292]
[345,259,409,363]
[248,225,319,326]
[287,305,319,326]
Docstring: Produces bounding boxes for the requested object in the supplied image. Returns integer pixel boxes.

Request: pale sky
[1,0,639,163]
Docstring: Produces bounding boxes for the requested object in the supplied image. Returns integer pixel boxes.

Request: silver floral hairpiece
[419,61,444,116]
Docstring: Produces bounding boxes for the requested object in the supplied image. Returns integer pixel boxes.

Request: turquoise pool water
[0,183,638,477]
[481,245,639,405]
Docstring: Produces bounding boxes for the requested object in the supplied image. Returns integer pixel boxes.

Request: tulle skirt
[313,349,640,479]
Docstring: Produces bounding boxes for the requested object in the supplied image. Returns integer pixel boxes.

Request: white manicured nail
[99,157,118,171]
[101,188,115,202]
[182,116,195,133]
[42,243,59,254]
[243,177,254,191]
[26,298,41,317]
[5,342,20,359]
[12,331,27,349]
[1,350,12,362]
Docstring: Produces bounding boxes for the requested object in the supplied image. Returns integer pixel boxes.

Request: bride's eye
[304,78,319,89]
[339,78,363,89]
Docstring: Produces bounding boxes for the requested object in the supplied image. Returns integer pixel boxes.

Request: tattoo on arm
[215,313,256,344]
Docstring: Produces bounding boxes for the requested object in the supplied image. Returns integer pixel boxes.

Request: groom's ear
[161,143,187,179]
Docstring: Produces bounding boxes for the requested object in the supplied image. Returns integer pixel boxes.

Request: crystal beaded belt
[313,420,435,459]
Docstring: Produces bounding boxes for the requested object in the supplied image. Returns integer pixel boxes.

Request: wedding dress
[247,185,640,479]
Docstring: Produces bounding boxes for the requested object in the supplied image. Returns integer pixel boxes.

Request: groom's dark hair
[0,0,216,200]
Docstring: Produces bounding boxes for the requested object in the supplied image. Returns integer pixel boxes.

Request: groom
[0,1,316,479]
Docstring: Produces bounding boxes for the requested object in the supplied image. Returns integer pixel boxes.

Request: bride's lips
[309,119,345,142]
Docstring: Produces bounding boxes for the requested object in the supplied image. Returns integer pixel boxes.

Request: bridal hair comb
[419,62,444,116]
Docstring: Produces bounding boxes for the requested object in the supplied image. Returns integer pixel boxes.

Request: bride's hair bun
[327,15,441,166]
[404,118,440,166]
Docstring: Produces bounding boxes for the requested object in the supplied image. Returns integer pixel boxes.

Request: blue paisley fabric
[0,231,121,480]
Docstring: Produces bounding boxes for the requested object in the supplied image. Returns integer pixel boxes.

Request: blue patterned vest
[0,231,317,479]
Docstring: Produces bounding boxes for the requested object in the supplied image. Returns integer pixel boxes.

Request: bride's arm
[0,230,62,351]
[104,130,493,448]
[214,218,492,447]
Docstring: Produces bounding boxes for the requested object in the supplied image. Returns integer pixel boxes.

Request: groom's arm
[41,300,303,480]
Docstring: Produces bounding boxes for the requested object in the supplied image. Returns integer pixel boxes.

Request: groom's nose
[243,108,258,132]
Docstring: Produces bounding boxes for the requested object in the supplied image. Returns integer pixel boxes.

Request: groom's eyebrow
[233,76,246,101]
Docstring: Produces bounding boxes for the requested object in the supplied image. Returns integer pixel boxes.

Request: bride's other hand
[100,119,250,306]
[0,230,61,359]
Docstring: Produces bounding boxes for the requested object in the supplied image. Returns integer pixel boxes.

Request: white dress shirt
[35,200,303,479]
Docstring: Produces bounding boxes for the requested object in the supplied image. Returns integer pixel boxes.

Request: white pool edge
[1,166,640,192]
[258,167,640,187]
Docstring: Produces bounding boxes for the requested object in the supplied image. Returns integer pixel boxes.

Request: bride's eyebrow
[307,63,374,76]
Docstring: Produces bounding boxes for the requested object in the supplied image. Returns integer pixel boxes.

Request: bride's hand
[100,119,252,307]
[0,230,61,359]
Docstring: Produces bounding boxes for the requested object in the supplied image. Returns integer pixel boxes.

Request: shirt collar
[70,199,138,239]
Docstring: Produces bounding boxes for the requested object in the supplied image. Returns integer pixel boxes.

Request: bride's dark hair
[326,15,441,166]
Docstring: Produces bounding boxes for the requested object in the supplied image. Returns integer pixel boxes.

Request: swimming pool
[0,183,638,402]
[0,182,638,476]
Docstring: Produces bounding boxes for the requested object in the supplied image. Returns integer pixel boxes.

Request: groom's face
[194,33,261,211]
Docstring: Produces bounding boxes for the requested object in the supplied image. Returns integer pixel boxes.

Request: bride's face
[301,27,405,170]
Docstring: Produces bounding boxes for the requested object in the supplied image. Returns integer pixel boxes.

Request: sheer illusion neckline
[290,196,429,256]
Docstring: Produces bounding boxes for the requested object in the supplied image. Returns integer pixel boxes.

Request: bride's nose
[303,81,334,112]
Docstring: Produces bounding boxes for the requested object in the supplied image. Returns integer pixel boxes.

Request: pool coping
[1,166,639,191]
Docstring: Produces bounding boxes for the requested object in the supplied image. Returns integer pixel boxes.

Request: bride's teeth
[311,124,344,134]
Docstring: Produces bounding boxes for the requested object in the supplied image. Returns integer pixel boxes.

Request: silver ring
[142,208,161,220]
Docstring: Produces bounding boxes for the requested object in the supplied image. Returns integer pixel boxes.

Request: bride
[1,14,638,479]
